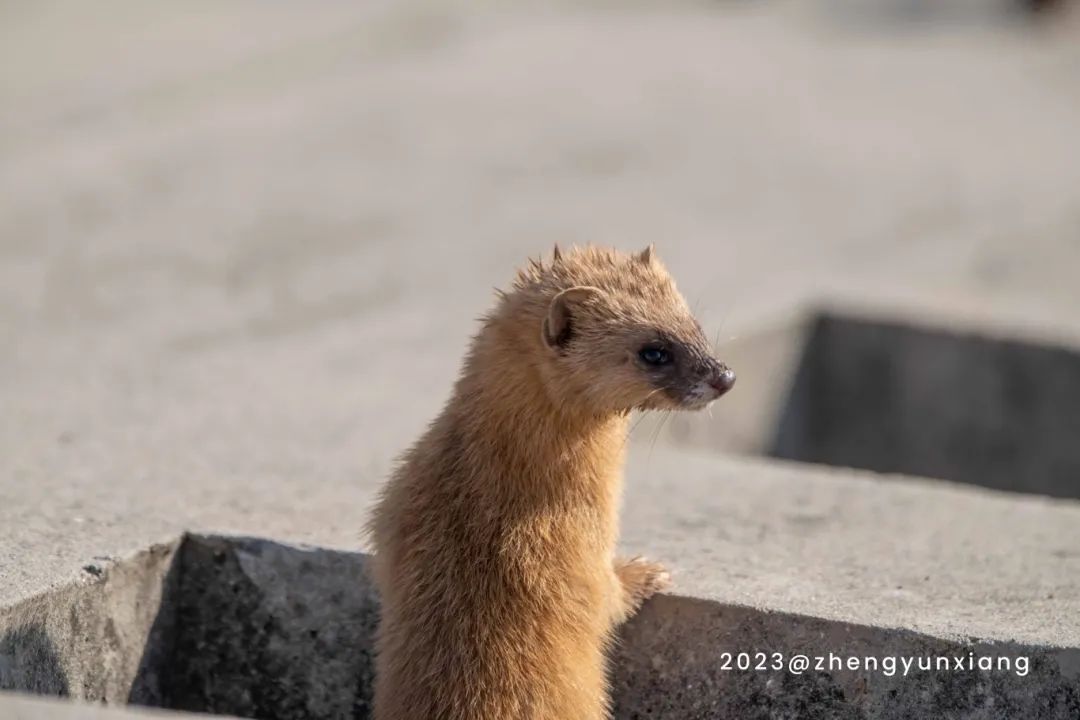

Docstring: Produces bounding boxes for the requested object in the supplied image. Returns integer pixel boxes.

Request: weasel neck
[450,328,629,497]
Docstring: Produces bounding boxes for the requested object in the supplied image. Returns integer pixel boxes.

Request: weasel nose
[710,368,736,396]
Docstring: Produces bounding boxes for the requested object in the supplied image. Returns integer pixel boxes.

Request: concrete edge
[9,533,1079,718]
[0,538,182,705]
[0,692,229,719]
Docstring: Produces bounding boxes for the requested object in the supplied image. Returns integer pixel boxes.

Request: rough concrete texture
[164,536,378,719]
[4,443,1078,654]
[616,447,1080,652]
[3,0,1080,717]
[612,598,1079,720]
[1,528,1078,719]
[0,693,229,719]
[132,528,1080,720]
[4,0,1080,606]
[3,450,1080,718]
[0,543,178,704]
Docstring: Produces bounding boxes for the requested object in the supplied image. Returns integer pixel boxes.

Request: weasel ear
[636,244,655,265]
[542,286,603,350]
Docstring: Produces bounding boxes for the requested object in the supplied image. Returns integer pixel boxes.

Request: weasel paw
[616,556,672,607]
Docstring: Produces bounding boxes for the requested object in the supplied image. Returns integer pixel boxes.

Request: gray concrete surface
[0,543,177,704]
[2,520,1079,718]
[3,443,1079,651]
[3,0,1080,717]
[3,453,1080,718]
[3,0,1080,606]
[621,447,1080,650]
[0,692,228,719]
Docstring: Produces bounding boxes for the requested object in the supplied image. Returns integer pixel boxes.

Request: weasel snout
[709,366,736,398]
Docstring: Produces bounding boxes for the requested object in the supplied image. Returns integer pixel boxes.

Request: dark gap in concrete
[768,313,1080,499]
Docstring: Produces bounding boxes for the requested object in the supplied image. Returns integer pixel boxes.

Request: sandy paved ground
[2,1,1079,622]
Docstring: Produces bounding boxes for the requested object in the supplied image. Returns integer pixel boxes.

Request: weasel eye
[638,345,672,366]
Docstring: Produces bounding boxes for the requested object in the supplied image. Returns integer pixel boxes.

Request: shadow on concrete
[5,534,1079,719]
[0,624,70,697]
[136,535,1080,720]
[611,593,1080,720]
[129,534,379,720]
[770,313,1080,500]
[126,542,184,708]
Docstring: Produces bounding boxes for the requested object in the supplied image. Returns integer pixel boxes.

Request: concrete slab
[0,543,177,705]
[4,442,1079,645]
[619,447,1080,650]
[3,0,1080,598]
[2,512,1078,718]
[2,0,1080,717]
[3,452,1080,717]
[0,693,226,719]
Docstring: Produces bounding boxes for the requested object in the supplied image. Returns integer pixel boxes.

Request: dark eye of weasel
[638,345,672,366]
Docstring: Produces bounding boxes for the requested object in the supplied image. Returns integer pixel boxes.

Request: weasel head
[535,245,734,415]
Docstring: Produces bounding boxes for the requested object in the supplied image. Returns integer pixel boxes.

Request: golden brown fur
[368,246,733,720]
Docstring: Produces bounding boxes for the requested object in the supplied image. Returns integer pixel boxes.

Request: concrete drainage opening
[661,311,1080,500]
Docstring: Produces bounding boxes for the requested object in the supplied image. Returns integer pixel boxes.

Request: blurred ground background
[2,0,1080,600]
